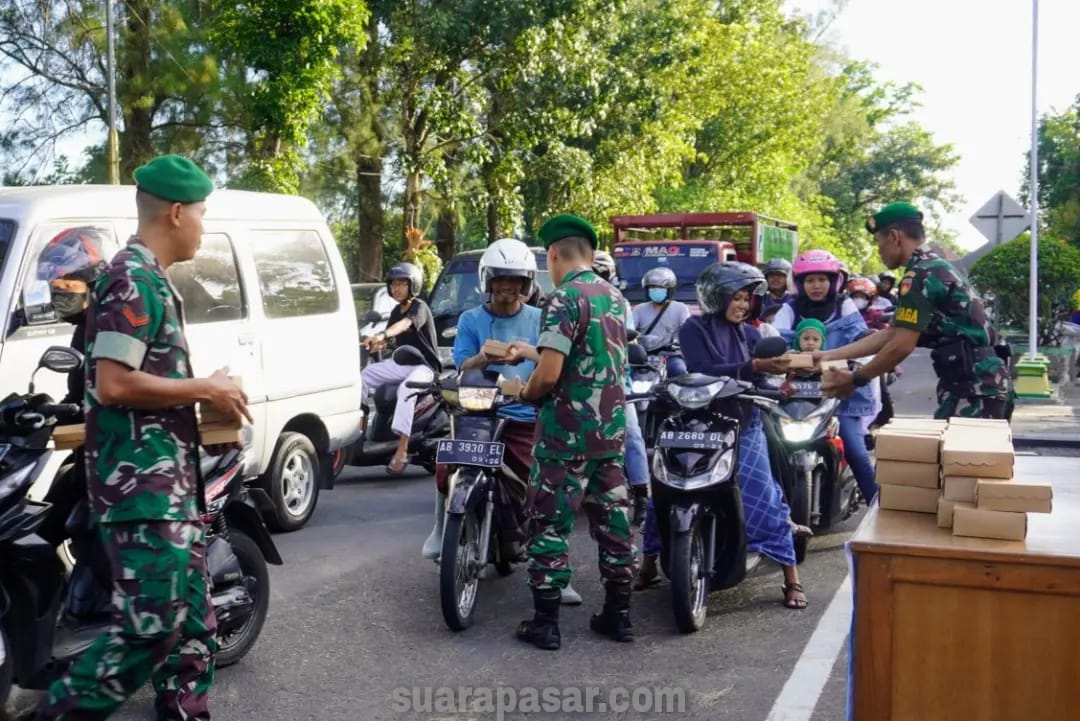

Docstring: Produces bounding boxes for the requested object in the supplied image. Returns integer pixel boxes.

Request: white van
[0,185,362,531]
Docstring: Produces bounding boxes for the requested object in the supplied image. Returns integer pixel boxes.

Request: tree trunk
[403,170,423,241]
[435,208,456,261]
[356,154,383,281]
[118,0,155,180]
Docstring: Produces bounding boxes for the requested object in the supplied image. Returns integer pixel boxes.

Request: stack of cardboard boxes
[875,417,1053,541]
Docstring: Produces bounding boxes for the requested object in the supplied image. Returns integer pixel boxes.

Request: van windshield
[614,242,720,304]
[0,219,14,275]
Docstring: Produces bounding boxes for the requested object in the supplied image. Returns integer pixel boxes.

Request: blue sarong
[642,421,796,567]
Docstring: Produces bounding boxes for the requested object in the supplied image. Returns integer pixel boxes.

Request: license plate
[436,440,505,467]
[657,430,728,450]
[791,381,822,397]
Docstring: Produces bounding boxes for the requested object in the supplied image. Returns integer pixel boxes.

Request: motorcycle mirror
[30,345,85,394]
[627,343,649,366]
[753,336,789,359]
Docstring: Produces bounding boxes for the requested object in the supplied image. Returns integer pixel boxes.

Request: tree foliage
[969,233,1080,346]
[1024,94,1080,248]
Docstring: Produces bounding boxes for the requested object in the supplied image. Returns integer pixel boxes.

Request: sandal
[789,520,814,538]
[386,454,409,475]
[782,582,808,610]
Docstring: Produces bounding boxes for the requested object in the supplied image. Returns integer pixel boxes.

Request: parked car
[425,247,553,365]
[0,185,363,532]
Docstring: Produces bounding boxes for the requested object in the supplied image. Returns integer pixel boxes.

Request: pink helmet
[792,250,845,295]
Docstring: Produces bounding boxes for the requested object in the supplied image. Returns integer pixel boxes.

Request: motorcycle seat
[667,372,725,387]
[373,383,400,411]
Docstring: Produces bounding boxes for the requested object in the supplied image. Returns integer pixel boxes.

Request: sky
[789,0,1080,251]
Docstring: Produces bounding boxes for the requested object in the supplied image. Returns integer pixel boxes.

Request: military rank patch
[895,307,919,324]
[899,276,914,296]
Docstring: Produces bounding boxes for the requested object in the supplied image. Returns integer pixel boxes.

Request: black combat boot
[589,581,634,642]
[631,486,648,527]
[516,588,561,650]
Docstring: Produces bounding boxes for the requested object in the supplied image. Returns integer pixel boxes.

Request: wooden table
[848,456,1080,721]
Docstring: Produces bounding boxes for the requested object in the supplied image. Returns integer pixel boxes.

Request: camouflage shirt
[892,247,996,349]
[534,267,627,460]
[85,238,202,523]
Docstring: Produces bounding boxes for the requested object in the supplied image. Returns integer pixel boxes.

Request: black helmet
[386,262,423,297]
[695,261,766,318]
[761,258,792,277]
[880,270,897,282]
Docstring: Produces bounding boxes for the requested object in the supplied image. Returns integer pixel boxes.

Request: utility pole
[1027,0,1039,357]
[106,0,120,184]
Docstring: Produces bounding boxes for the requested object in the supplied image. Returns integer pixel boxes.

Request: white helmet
[478,238,537,297]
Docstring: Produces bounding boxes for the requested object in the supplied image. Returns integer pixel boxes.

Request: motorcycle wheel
[670,521,708,633]
[215,530,271,667]
[791,471,813,565]
[440,511,482,631]
[0,626,12,709]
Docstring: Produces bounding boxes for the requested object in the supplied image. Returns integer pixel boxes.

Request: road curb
[1013,433,1080,449]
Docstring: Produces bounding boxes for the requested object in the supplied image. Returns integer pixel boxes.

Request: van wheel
[262,432,320,532]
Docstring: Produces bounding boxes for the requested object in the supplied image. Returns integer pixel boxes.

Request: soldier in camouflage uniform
[820,202,1013,420]
[32,155,250,721]
[509,214,634,650]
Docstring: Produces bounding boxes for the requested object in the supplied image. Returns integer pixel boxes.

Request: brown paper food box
[482,340,511,358]
[874,428,943,463]
[785,353,815,369]
[952,505,1027,541]
[875,460,940,489]
[198,376,245,429]
[199,423,244,446]
[937,498,975,529]
[976,479,1053,514]
[499,378,523,396]
[820,360,848,373]
[879,484,941,514]
[887,417,949,430]
[946,417,1012,438]
[942,475,1010,503]
[940,431,1014,479]
[53,423,86,450]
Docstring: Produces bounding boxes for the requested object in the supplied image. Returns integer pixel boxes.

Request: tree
[1023,94,1080,248]
[210,0,369,194]
[969,233,1080,346]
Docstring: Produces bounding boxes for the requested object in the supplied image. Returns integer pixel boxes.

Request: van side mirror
[21,279,57,326]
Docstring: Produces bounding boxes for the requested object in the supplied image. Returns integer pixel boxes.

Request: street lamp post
[105,0,119,184]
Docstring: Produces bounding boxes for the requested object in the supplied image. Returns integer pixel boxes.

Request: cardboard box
[952,505,1027,541]
[820,360,848,373]
[199,422,244,446]
[947,417,1011,432]
[482,340,511,358]
[786,352,815,369]
[879,484,941,514]
[943,475,1011,503]
[976,480,1053,514]
[887,418,949,433]
[499,378,523,397]
[937,498,975,529]
[875,460,940,489]
[940,431,1014,479]
[53,423,86,450]
[198,376,245,428]
[875,428,944,463]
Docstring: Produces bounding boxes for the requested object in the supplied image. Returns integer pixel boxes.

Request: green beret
[865,202,923,234]
[133,154,214,203]
[537,213,598,250]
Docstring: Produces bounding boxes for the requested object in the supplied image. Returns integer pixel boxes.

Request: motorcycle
[758,371,858,564]
[347,346,452,473]
[404,369,526,631]
[633,336,787,633]
[627,339,665,452]
[0,347,282,708]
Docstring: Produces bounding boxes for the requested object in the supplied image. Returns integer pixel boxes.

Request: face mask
[853,297,869,311]
[51,290,87,321]
[648,288,668,304]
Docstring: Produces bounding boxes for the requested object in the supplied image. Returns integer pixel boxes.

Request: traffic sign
[969,190,1031,245]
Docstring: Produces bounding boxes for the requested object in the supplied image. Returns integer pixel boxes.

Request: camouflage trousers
[934,355,1013,421]
[38,521,217,721]
[525,456,635,590]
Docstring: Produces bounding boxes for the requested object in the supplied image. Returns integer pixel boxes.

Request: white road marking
[765,574,853,721]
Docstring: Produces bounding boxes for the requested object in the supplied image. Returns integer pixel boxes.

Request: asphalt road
[7,350,1067,720]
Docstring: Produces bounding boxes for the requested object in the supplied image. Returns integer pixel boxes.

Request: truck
[610,212,799,306]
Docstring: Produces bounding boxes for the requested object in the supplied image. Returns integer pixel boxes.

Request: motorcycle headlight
[707,447,736,485]
[779,404,834,443]
[667,381,723,410]
[631,379,655,394]
[458,386,498,411]
[652,446,736,491]
[0,463,36,503]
